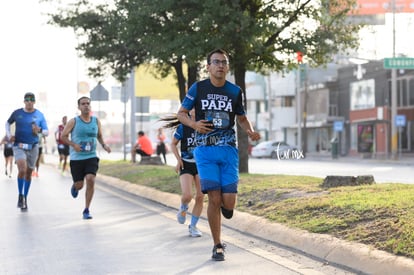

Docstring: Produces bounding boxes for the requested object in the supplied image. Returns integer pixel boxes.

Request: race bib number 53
[205,111,229,129]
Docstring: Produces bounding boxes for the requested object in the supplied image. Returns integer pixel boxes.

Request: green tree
[192,0,360,172]
[131,0,210,100]
[46,0,360,172]
[48,0,148,82]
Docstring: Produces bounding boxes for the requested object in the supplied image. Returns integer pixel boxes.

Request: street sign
[384,57,414,69]
[395,114,406,127]
[90,83,109,101]
[333,121,344,132]
[135,96,150,113]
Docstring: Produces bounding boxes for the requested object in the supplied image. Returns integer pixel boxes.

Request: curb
[97,173,414,275]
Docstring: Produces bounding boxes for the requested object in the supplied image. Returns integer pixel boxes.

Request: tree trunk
[234,67,249,173]
[173,62,198,102]
[187,65,198,92]
[172,60,186,102]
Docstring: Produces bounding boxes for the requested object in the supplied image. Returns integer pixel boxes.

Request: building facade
[246,60,414,158]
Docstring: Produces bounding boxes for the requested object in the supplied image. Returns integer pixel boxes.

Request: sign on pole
[384,57,414,69]
[333,121,344,132]
[395,114,406,127]
[90,83,109,101]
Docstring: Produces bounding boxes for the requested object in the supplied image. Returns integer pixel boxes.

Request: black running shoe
[212,243,225,261]
[221,206,233,219]
[17,194,24,208]
[21,196,28,211]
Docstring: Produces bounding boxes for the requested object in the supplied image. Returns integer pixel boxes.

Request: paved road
[0,155,357,274]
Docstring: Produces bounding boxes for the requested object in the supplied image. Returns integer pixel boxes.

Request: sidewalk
[45,154,414,275]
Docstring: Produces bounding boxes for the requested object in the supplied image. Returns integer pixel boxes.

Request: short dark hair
[207,48,229,64]
[77,96,90,106]
[138,131,145,136]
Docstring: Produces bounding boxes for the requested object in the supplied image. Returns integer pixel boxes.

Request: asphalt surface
[3,164,330,275]
[45,153,414,275]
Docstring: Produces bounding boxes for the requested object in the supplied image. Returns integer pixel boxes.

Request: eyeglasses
[210,59,229,66]
[24,98,35,102]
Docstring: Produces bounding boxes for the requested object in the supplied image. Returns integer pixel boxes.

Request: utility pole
[121,83,128,161]
[129,68,136,157]
[267,75,272,140]
[296,52,303,151]
[296,70,302,150]
[302,64,308,157]
[391,0,398,159]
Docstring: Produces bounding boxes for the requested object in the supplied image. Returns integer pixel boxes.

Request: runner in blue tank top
[5,92,49,211]
[61,96,111,220]
[177,49,261,261]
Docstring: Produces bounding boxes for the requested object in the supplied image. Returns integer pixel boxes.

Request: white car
[251,140,297,159]
[123,143,132,153]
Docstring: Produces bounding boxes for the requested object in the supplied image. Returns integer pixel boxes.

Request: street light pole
[267,75,272,140]
[296,51,304,151]
[296,67,302,151]
[391,0,398,159]
[122,83,127,161]
[130,68,136,158]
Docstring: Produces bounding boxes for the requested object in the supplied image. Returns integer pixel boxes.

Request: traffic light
[296,51,303,63]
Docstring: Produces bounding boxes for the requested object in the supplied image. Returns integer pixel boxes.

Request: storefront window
[388,76,414,107]
[403,79,408,106]
[357,124,374,153]
[409,78,414,106]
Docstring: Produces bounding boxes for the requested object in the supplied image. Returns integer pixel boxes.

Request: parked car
[123,143,132,153]
[270,143,299,159]
[251,140,297,159]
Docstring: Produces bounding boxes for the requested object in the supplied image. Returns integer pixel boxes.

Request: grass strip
[99,160,414,259]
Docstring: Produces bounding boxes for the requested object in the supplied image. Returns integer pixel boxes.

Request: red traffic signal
[296,51,303,63]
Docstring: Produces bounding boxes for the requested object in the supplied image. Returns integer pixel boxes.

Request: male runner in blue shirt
[177,49,261,261]
[6,92,49,211]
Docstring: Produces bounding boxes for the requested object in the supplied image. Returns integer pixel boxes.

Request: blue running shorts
[194,146,238,194]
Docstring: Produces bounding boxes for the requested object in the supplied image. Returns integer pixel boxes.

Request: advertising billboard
[355,0,414,14]
[350,79,375,110]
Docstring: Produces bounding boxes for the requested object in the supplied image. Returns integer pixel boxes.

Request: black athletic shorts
[3,147,13,158]
[179,160,198,176]
[70,157,99,182]
[58,144,70,156]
